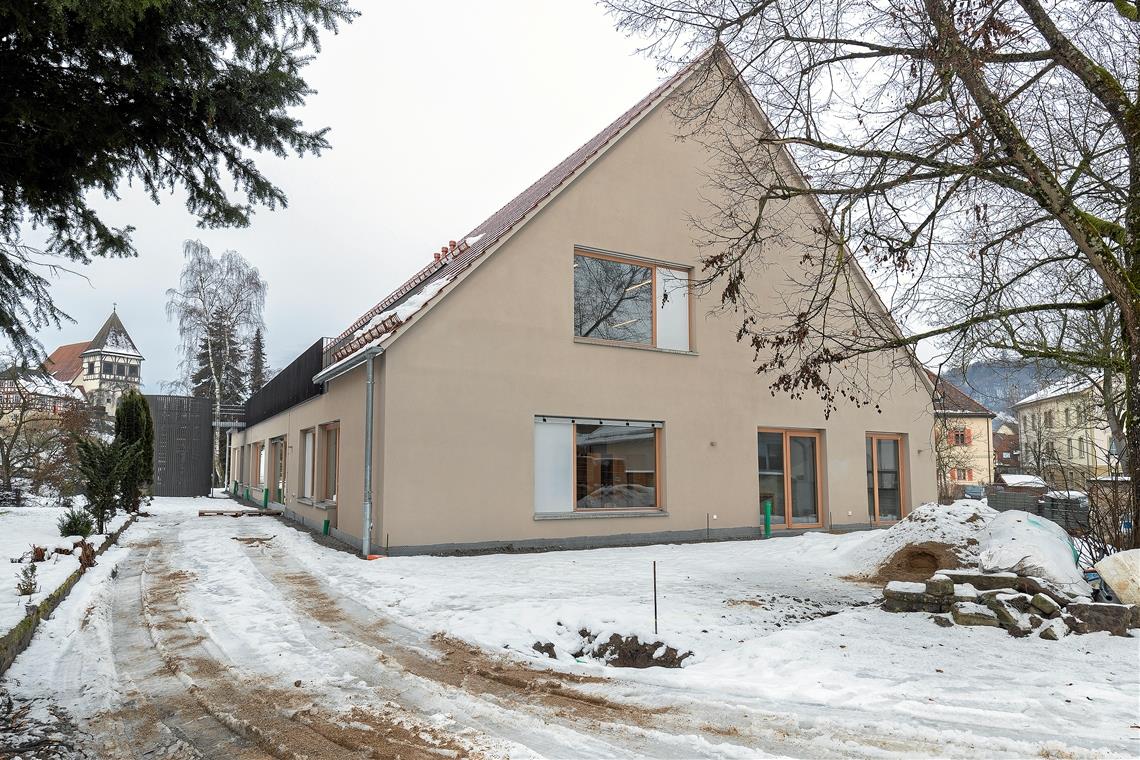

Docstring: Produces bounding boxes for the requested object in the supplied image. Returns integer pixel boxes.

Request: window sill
[311,500,338,511]
[573,337,697,356]
[534,509,669,521]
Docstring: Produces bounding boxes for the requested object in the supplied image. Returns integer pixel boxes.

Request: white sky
[32,1,662,389]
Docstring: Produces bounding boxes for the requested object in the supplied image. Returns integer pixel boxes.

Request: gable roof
[84,310,142,358]
[926,369,994,417]
[324,52,716,365]
[1013,375,1093,408]
[44,341,91,383]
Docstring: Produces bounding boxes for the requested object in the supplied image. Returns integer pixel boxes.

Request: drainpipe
[222,428,231,499]
[313,346,384,558]
[362,353,376,557]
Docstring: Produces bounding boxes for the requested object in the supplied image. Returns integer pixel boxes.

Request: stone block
[1030,593,1060,616]
[951,602,1001,627]
[1064,603,1133,637]
[953,583,979,603]
[1129,605,1140,630]
[1016,576,1076,607]
[1039,619,1069,640]
[925,574,955,597]
[883,597,920,613]
[884,580,927,599]
[939,569,1019,592]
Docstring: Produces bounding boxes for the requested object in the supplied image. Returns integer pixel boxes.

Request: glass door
[757,431,786,525]
[789,435,820,524]
[866,434,904,523]
[758,429,822,528]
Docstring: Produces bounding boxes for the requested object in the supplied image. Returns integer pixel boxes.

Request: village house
[927,370,995,499]
[228,51,938,555]
[992,417,1021,476]
[1013,377,1119,486]
[43,309,144,417]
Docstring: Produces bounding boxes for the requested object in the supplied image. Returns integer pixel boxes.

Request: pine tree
[77,438,140,534]
[249,328,268,395]
[0,1,356,361]
[190,313,246,404]
[114,390,152,511]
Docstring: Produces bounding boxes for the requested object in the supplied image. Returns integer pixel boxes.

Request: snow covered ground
[3,497,1138,758]
[0,500,128,632]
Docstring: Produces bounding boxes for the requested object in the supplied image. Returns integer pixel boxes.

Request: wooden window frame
[572,248,692,351]
[571,422,663,513]
[757,427,824,530]
[951,428,967,446]
[319,422,340,503]
[298,427,316,500]
[251,442,265,487]
[867,433,908,525]
[268,436,287,504]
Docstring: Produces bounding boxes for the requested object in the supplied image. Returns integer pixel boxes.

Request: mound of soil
[855,500,995,583]
[871,541,967,583]
[571,630,692,669]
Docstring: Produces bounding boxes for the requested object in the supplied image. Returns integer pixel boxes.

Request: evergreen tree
[0,1,356,360]
[249,329,268,395]
[190,313,246,403]
[114,390,152,511]
[76,438,140,534]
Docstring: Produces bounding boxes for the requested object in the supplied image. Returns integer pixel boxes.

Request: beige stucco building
[1013,377,1117,485]
[229,53,938,554]
[927,370,995,498]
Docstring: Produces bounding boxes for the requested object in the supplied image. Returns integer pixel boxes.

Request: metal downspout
[362,354,376,556]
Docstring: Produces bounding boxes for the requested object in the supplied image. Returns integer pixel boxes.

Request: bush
[15,563,38,596]
[57,507,94,538]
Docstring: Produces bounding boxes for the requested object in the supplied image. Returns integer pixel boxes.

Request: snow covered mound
[978,510,1091,597]
[858,500,997,582]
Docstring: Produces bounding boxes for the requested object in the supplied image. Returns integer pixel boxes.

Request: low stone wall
[0,514,137,677]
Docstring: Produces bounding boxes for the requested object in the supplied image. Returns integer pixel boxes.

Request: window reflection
[575,424,657,509]
[573,255,652,343]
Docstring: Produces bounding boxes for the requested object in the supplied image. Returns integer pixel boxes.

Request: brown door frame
[758,428,824,530]
[867,433,907,524]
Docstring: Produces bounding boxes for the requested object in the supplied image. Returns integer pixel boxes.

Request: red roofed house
[229,50,938,554]
[44,309,144,416]
[926,369,996,500]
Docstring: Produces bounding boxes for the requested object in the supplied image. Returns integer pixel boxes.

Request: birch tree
[166,241,266,483]
[604,0,1140,546]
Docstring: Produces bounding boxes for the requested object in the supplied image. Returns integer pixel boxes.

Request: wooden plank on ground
[197,509,283,517]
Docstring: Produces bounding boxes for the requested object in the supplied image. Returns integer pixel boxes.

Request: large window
[575,423,658,509]
[757,429,821,527]
[269,436,287,503]
[321,423,339,502]
[573,251,690,351]
[251,442,265,487]
[534,417,662,513]
[299,428,315,499]
[867,434,905,523]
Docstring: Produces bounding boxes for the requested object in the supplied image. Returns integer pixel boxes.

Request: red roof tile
[926,369,994,416]
[44,341,90,383]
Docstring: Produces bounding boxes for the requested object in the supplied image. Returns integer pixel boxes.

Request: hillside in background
[937,360,1063,415]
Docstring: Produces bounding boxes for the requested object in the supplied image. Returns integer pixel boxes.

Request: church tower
[75,309,144,415]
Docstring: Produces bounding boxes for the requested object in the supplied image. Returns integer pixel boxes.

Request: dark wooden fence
[146,394,212,497]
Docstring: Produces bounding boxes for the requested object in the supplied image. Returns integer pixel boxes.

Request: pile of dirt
[857,500,996,583]
[554,629,693,669]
